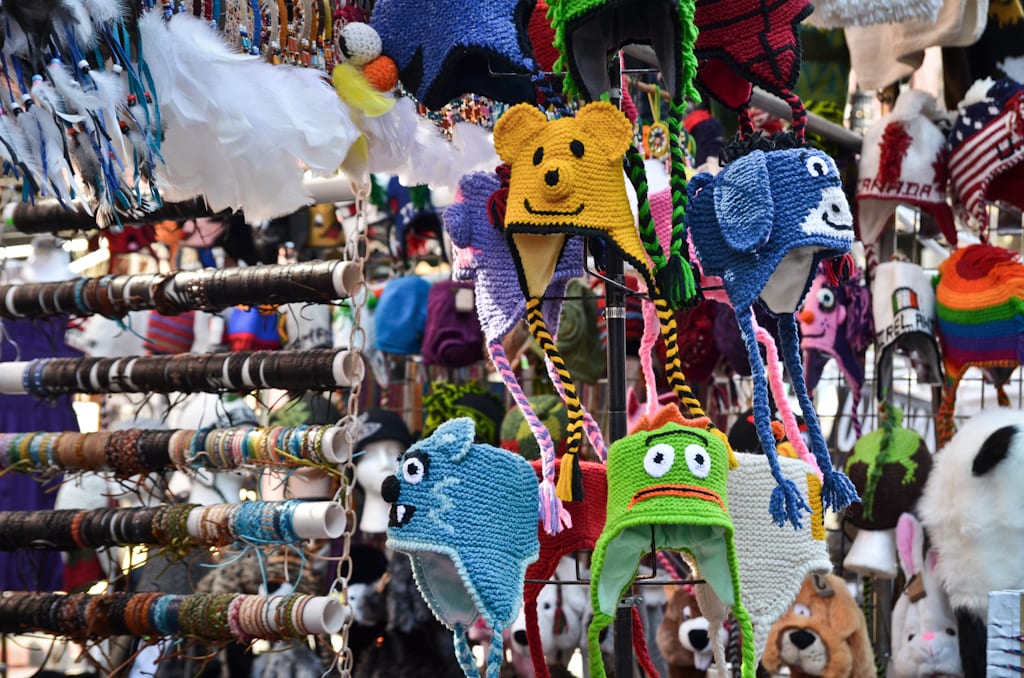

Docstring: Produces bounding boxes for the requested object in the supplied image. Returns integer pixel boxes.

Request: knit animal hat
[934,243,1024,447]
[728,451,832,659]
[693,0,813,120]
[422,382,505,446]
[547,0,701,103]
[948,77,1024,242]
[587,415,757,678]
[857,90,957,249]
[382,417,540,678]
[799,262,874,436]
[494,101,644,504]
[369,0,538,109]
[844,402,932,531]
[871,260,943,404]
[444,171,581,344]
[686,141,859,528]
[523,460,608,678]
[500,394,569,460]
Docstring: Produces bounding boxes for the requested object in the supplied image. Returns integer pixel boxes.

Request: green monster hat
[587,416,756,677]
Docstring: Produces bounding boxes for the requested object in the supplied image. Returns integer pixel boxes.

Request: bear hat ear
[575,101,634,162]
[714,150,774,253]
[972,424,1019,476]
[494,104,550,165]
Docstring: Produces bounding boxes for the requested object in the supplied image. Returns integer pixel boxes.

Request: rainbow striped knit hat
[934,244,1024,447]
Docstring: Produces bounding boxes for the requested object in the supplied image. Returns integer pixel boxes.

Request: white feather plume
[138,10,360,221]
[81,0,127,26]
[57,0,97,50]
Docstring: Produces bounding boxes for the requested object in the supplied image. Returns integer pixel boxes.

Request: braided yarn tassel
[660,100,699,310]
[528,58,572,119]
[753,319,822,479]
[487,338,569,534]
[544,355,609,462]
[485,627,504,678]
[777,315,859,513]
[653,296,705,419]
[781,89,807,142]
[738,310,809,528]
[639,294,662,419]
[453,623,482,678]
[626,146,666,286]
[526,297,584,502]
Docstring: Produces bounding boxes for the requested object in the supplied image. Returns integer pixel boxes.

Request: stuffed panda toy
[919,409,1024,678]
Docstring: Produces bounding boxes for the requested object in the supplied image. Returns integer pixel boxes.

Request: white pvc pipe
[0,363,26,393]
[319,426,349,464]
[333,350,365,388]
[336,260,363,299]
[299,595,343,635]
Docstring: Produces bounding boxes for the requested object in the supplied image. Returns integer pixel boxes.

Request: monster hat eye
[402,452,428,484]
[793,603,811,617]
[684,444,711,479]
[643,443,675,478]
[805,155,829,177]
[816,288,836,310]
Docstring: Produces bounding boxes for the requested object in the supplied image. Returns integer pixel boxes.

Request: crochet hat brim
[393,537,537,631]
[591,494,736,618]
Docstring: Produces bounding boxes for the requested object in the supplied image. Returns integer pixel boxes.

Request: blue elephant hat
[686,136,859,528]
[382,417,540,678]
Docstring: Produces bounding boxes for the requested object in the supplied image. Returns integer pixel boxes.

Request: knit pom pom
[821,467,860,513]
[768,476,810,529]
[538,477,571,535]
[556,451,584,502]
[363,55,399,92]
[655,254,699,311]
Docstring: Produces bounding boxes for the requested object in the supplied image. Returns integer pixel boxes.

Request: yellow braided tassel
[526,297,584,501]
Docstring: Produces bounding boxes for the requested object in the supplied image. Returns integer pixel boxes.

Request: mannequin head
[23,235,72,283]
[353,409,415,533]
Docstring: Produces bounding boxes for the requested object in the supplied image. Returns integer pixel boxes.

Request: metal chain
[331,180,370,677]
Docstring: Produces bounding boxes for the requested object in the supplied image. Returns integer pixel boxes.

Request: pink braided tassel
[753,315,824,480]
[488,339,570,534]
[639,295,661,418]
[544,356,609,462]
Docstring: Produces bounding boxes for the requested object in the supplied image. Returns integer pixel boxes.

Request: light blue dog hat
[382,417,540,678]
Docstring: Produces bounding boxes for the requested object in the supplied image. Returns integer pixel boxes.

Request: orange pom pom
[362,56,399,92]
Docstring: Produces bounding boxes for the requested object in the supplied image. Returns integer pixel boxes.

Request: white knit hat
[808,0,940,29]
[857,90,957,248]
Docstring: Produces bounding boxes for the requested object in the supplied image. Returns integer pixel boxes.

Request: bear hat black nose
[790,629,816,650]
[688,628,709,650]
[381,475,401,503]
[545,169,559,186]
[513,630,528,646]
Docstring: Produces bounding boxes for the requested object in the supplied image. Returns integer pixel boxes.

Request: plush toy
[919,409,1024,676]
[657,584,728,677]
[890,513,963,678]
[762,573,876,678]
[687,137,859,528]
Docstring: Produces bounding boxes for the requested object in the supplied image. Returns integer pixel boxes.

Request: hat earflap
[776,314,859,513]
[453,621,505,678]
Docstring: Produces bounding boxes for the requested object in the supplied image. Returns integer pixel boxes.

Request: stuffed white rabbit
[890,512,963,677]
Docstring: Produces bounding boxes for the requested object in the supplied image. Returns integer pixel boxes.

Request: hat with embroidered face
[948,77,1024,242]
[799,262,874,436]
[586,414,756,678]
[369,0,539,110]
[548,0,701,103]
[857,90,957,248]
[934,243,1024,447]
[871,260,943,405]
[686,139,859,528]
[382,417,540,678]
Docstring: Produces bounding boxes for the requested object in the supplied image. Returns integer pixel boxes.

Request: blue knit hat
[374,275,432,355]
[370,0,538,110]
[686,142,859,528]
[381,418,540,678]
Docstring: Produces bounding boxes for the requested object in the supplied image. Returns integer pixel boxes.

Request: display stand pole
[604,246,635,677]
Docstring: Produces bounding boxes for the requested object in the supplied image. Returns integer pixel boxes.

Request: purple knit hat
[445,171,583,343]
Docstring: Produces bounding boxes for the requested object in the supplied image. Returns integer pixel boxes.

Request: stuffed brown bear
[762,573,875,678]
[657,585,727,678]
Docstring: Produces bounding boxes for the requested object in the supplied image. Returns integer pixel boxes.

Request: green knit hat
[587,418,756,678]
[500,394,569,461]
[548,0,700,103]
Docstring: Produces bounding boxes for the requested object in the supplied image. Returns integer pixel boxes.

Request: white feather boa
[919,409,1024,617]
[138,10,360,221]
